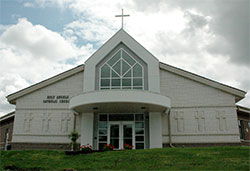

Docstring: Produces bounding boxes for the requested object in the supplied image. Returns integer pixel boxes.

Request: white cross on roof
[115,9,130,29]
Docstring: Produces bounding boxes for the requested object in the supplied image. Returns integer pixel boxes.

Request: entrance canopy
[69,90,171,113]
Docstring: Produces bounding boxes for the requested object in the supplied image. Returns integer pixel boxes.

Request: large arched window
[100,49,144,90]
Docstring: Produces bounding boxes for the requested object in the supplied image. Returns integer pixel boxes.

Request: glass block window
[100,49,144,90]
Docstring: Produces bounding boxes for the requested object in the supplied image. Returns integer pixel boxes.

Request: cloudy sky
[0,0,249,116]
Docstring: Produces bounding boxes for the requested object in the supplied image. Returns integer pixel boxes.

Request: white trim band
[70,90,171,112]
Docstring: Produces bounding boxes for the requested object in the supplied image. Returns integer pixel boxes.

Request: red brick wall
[238,119,250,141]
[238,111,250,146]
[0,116,14,149]
[242,120,250,140]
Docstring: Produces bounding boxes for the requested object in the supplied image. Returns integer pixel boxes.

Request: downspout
[166,108,174,148]
[73,112,80,130]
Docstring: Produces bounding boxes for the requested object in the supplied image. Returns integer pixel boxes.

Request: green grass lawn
[0,146,249,170]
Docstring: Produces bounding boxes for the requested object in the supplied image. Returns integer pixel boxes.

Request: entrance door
[109,123,120,149]
[108,122,134,149]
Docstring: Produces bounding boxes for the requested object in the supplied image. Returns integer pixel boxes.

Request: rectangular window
[112,79,121,86]
[135,143,144,149]
[135,129,144,134]
[136,136,144,141]
[109,114,134,121]
[135,114,145,149]
[135,114,144,121]
[100,87,110,90]
[122,79,131,86]
[98,117,108,150]
[99,136,107,141]
[99,122,107,128]
[133,78,142,86]
[99,114,107,121]
[99,129,107,135]
[135,122,144,128]
[101,79,110,86]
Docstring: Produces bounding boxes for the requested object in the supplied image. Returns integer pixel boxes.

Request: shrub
[103,144,115,151]
[80,144,93,153]
[124,144,133,150]
[68,130,80,151]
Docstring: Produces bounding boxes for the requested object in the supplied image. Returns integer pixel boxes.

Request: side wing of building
[237,106,250,146]
[9,66,84,150]
[0,112,15,150]
[160,65,242,146]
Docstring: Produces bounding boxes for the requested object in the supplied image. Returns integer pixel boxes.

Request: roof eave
[159,62,246,101]
[237,105,250,114]
[0,111,15,122]
[7,65,85,104]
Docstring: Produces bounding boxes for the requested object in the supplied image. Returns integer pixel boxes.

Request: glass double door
[108,122,134,149]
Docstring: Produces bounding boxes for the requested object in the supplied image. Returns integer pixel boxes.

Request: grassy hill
[0,146,249,170]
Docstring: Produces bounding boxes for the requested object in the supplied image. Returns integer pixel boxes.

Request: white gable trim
[84,29,160,93]
[7,65,84,104]
[85,29,159,64]
[159,62,246,102]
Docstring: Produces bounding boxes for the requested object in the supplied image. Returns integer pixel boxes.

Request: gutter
[73,112,80,130]
[165,108,174,148]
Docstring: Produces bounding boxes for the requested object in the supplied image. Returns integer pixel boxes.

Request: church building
[6,29,246,150]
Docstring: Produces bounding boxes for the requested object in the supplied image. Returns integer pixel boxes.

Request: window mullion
[100,49,144,90]
[110,65,111,89]
[142,66,144,90]
[110,67,121,78]
[131,63,134,89]
[122,59,132,77]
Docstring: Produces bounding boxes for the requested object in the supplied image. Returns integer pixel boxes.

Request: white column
[81,113,94,146]
[149,112,163,148]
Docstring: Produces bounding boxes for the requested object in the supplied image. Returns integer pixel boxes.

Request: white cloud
[0,18,94,116]
[23,2,35,8]
[1,18,77,62]
[0,73,31,116]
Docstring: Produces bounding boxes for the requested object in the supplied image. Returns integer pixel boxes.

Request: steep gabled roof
[159,62,246,102]
[85,28,159,64]
[7,65,84,104]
